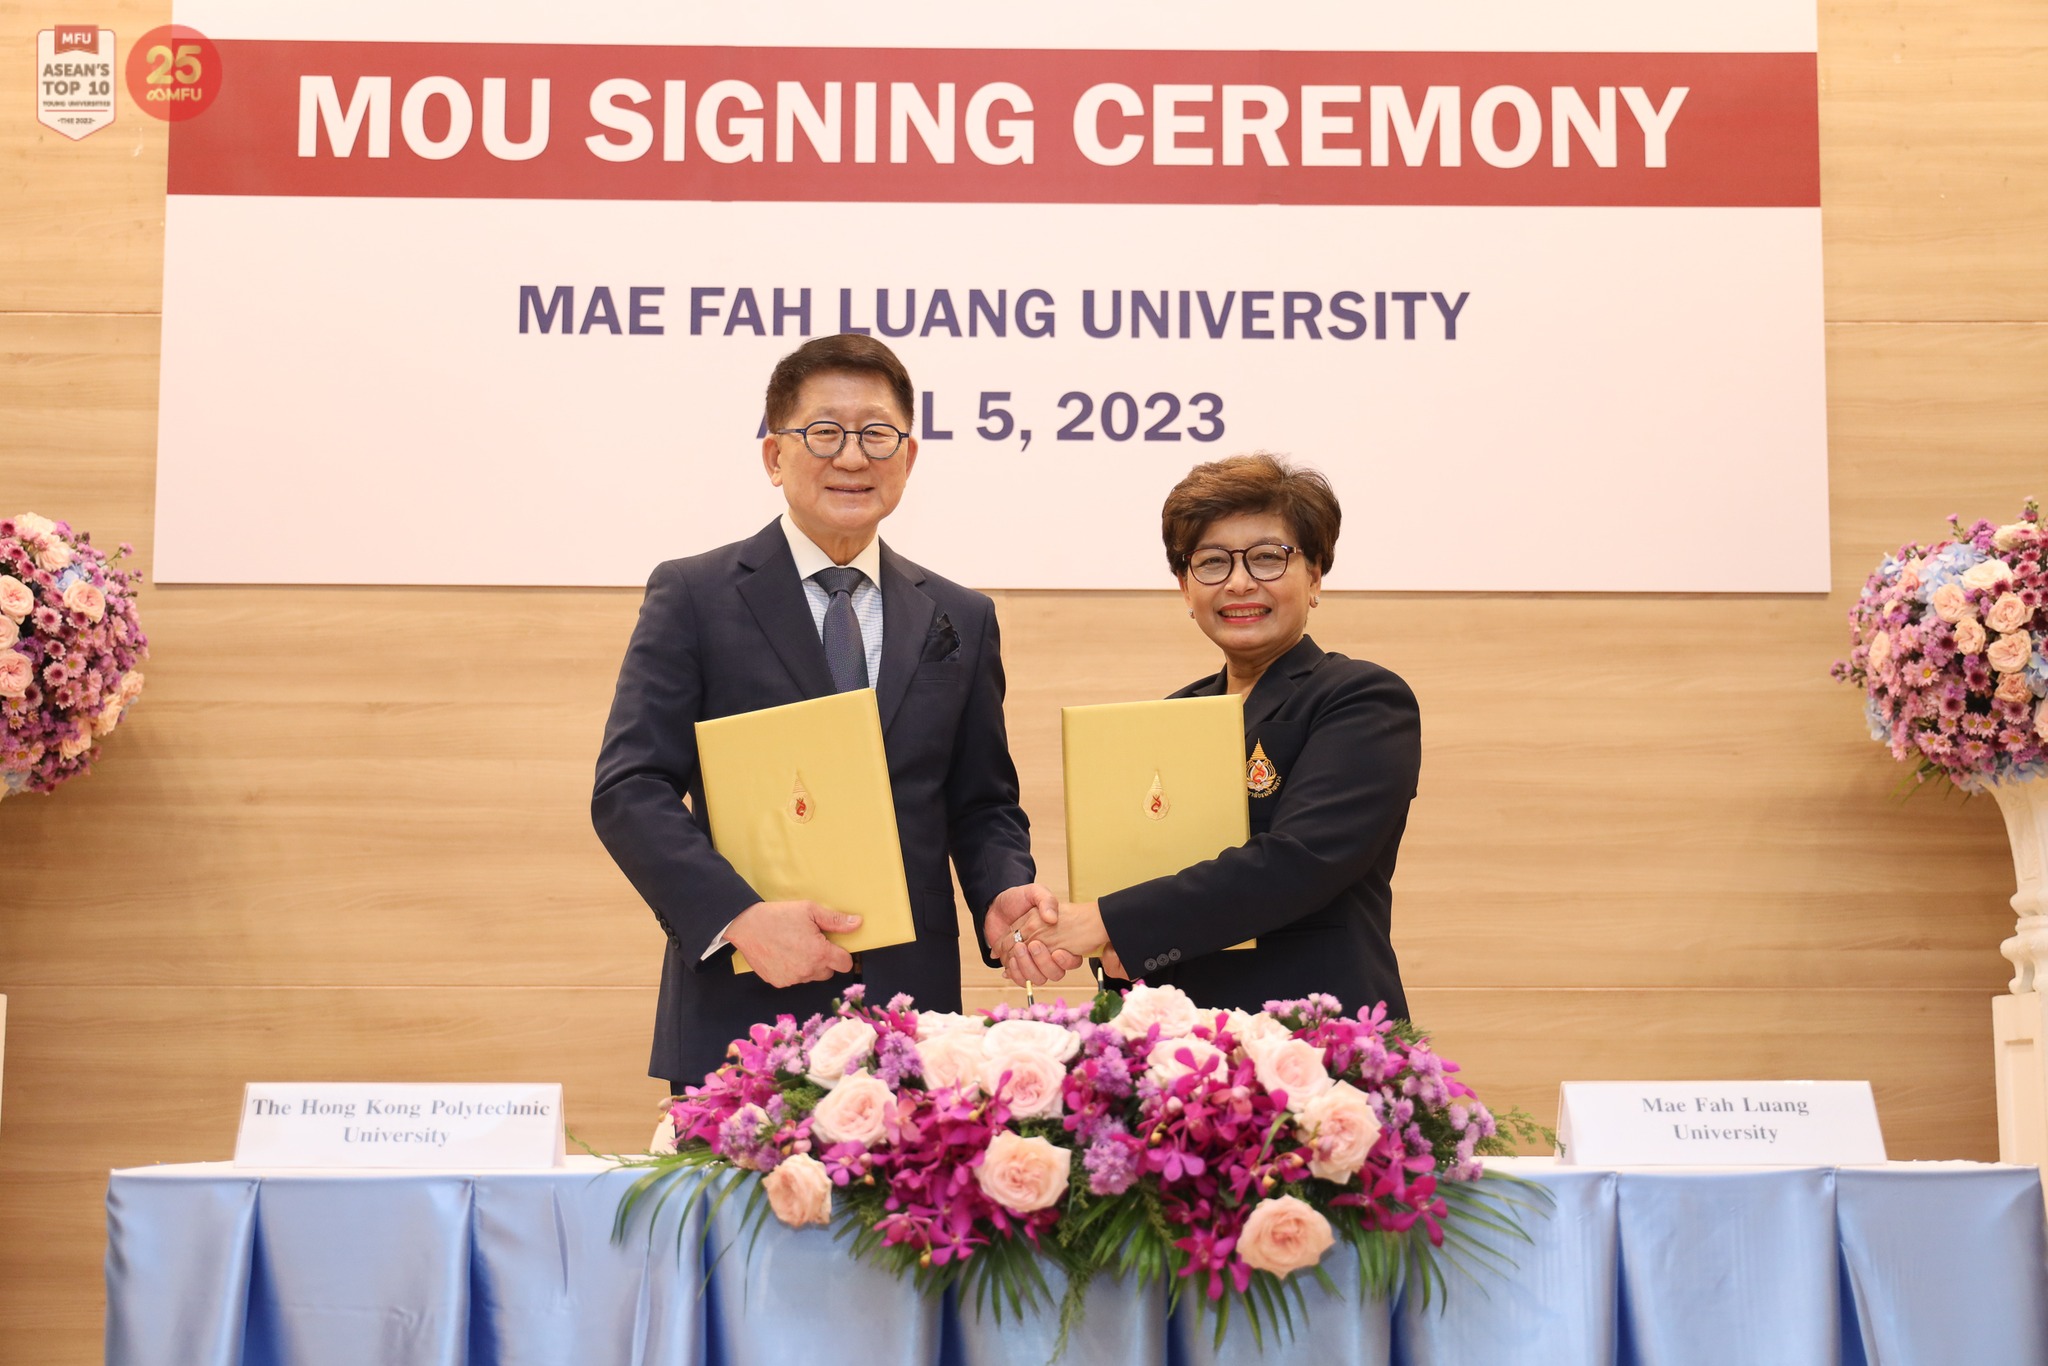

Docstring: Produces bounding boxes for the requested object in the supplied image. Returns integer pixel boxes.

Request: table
[105,1157,2048,1366]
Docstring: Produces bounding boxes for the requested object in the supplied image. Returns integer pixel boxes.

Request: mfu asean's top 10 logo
[36,26,116,140]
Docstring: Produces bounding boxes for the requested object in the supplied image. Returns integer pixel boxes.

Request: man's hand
[722,900,860,988]
[1099,944,1129,981]
[985,883,1079,987]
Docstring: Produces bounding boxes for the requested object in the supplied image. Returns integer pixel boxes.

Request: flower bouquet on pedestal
[1833,499,2047,790]
[0,512,148,800]
[615,983,1546,1350]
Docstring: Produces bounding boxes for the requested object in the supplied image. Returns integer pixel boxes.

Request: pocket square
[921,612,962,663]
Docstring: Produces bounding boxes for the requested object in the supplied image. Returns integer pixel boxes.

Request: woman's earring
[1310,596,1320,608]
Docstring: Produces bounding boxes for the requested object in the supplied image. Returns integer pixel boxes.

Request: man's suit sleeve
[591,560,761,965]
[1100,666,1420,967]
[942,597,1035,951]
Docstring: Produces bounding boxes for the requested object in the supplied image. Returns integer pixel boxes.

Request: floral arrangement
[619,983,1542,1348]
[1833,500,2048,792]
[0,512,149,799]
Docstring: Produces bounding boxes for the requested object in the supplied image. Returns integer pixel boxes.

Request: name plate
[1555,1080,1887,1166]
[233,1083,565,1169]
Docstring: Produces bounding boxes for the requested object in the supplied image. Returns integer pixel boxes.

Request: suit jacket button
[1167,948,1182,963]
[1143,957,1158,972]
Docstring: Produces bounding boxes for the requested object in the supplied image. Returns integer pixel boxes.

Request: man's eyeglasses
[1186,544,1298,585]
[772,421,910,460]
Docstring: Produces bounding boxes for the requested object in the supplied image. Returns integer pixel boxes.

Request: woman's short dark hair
[763,334,915,430]
[1161,453,1341,578]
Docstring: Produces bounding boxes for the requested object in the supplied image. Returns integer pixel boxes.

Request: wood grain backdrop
[4,3,2046,1360]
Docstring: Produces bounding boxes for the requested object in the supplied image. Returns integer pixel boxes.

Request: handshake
[723,882,1127,990]
[982,884,1128,988]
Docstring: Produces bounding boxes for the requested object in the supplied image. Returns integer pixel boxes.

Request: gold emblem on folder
[1144,771,1170,821]
[788,772,815,824]
[1246,741,1281,798]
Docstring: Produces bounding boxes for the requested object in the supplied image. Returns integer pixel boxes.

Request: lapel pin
[1246,741,1281,798]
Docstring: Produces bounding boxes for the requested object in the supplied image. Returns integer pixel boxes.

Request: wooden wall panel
[1819,0,2048,320]
[0,2,172,315]
[6,2,2048,1362]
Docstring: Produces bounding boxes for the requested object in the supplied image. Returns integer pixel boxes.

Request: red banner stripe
[168,42,1818,208]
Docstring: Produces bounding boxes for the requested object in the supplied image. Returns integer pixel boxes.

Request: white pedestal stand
[1988,780,2048,1185]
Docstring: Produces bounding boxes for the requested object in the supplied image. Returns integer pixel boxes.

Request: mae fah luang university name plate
[1556,1081,1889,1166]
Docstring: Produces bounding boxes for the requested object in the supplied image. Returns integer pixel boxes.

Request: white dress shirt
[779,512,886,690]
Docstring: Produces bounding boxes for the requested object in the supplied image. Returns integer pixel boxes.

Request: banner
[153,2,1826,590]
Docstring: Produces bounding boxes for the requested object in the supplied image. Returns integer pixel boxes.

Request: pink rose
[0,576,30,621]
[1111,983,1200,1042]
[916,1029,987,1094]
[980,1049,1065,1120]
[0,616,15,649]
[1986,593,2033,636]
[35,538,72,572]
[1297,1082,1383,1182]
[983,1018,1082,1063]
[1930,582,1971,624]
[58,727,93,759]
[94,697,125,736]
[805,1017,878,1088]
[0,650,29,699]
[1246,1035,1333,1110]
[974,1130,1071,1213]
[119,670,145,703]
[62,581,105,623]
[915,1011,987,1041]
[763,1152,833,1228]
[1963,559,2016,593]
[12,513,54,538]
[1987,633,2033,674]
[809,1069,893,1147]
[1865,630,1892,671]
[2036,700,2048,743]
[1955,617,1988,655]
[1146,1034,1227,1086]
[1998,670,2035,705]
[1237,1195,1335,1278]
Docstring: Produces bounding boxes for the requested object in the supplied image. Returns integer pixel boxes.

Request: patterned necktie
[813,567,870,692]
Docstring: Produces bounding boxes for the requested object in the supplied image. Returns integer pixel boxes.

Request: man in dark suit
[593,335,1066,1090]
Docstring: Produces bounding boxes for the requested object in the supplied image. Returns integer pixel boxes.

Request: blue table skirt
[105,1157,2048,1366]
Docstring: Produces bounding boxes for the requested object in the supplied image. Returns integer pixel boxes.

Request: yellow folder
[1062,694,1254,950]
[695,689,916,975]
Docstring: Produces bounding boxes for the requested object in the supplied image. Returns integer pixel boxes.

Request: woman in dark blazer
[1016,453,1420,1019]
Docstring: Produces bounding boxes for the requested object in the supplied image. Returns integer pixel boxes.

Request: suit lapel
[735,521,836,699]
[875,543,935,734]
[1242,635,1325,731]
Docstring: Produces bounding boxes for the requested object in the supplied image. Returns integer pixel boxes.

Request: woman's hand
[986,883,1075,986]
[1018,899,1111,960]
